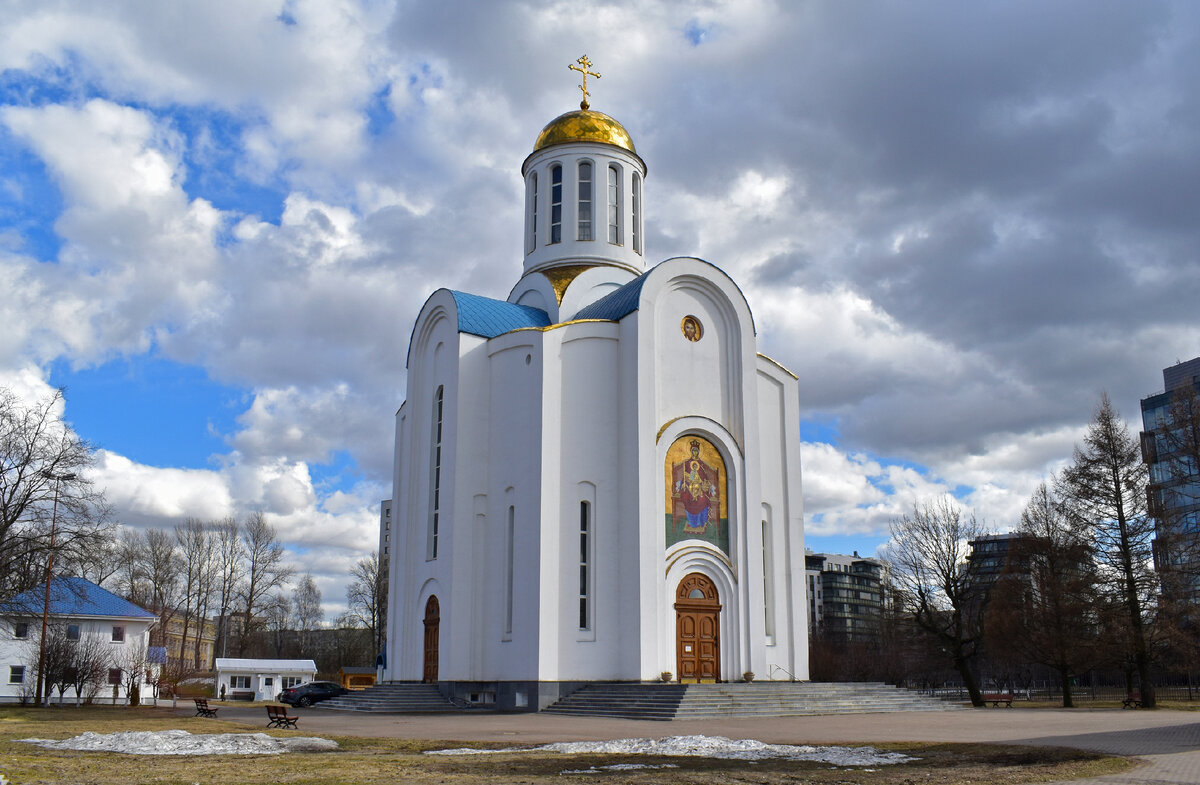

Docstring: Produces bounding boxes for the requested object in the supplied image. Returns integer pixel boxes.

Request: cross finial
[569,54,601,110]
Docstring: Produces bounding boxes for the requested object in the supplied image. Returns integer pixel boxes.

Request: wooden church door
[674,573,720,682]
[422,595,440,683]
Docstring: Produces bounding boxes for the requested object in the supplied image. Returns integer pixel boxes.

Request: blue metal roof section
[572,272,649,321]
[450,291,551,338]
[0,576,155,619]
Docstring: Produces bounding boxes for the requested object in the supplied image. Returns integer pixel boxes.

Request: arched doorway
[422,595,440,683]
[674,573,721,683]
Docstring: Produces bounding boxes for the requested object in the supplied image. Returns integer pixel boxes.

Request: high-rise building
[804,551,883,642]
[1141,356,1200,600]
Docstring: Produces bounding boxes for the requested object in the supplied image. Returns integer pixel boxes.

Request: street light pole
[35,470,75,707]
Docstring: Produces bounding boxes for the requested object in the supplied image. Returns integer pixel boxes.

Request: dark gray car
[277,681,348,707]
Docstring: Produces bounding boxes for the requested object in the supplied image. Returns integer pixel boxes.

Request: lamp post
[35,470,75,707]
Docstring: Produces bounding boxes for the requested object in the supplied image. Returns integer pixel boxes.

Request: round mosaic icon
[681,315,703,342]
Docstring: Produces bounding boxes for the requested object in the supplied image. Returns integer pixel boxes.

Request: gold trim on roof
[757,352,799,380]
[541,265,594,305]
[505,318,616,335]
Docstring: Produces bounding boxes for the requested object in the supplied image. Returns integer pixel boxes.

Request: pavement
[187,703,1200,784]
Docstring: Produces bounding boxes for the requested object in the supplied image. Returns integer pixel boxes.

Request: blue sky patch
[683,20,713,46]
[807,532,886,559]
[310,449,362,496]
[50,355,247,469]
[800,417,840,444]
[163,105,287,224]
[0,128,64,260]
[365,85,394,139]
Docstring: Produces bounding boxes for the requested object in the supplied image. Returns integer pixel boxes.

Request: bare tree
[68,532,120,588]
[141,528,184,665]
[174,519,216,671]
[115,640,150,706]
[346,551,385,660]
[65,630,111,706]
[265,591,292,657]
[112,528,150,608]
[237,512,292,656]
[0,387,112,600]
[211,517,244,664]
[1060,393,1156,707]
[985,482,1099,707]
[293,573,323,656]
[885,497,987,707]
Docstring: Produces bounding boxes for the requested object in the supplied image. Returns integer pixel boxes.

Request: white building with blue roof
[0,576,158,704]
[383,73,808,710]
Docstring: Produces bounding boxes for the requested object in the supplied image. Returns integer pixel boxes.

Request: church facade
[382,73,808,710]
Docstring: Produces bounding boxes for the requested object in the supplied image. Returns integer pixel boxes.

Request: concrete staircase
[315,682,457,713]
[543,682,961,720]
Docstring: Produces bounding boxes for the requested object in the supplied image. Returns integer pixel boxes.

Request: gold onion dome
[533,108,637,155]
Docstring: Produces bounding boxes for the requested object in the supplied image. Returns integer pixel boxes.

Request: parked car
[277,681,348,707]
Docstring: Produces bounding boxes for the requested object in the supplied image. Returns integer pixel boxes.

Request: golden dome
[533,109,637,155]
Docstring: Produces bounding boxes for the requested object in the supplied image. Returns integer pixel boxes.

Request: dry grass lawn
[0,705,1131,785]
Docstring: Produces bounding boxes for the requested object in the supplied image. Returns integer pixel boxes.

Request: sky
[2,0,1198,618]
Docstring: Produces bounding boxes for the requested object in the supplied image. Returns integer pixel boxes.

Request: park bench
[982,692,1013,707]
[266,705,299,729]
[193,698,219,718]
[1122,691,1142,709]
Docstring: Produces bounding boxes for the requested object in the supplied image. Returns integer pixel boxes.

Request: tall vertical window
[527,172,538,253]
[631,173,642,254]
[577,161,593,241]
[762,520,775,639]
[429,386,444,560]
[505,505,515,636]
[579,501,591,630]
[550,165,563,244]
[607,165,621,244]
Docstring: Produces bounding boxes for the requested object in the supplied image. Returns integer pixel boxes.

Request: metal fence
[911,675,1200,703]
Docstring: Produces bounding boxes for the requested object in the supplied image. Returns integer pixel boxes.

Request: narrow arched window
[527,172,538,254]
[550,165,563,244]
[577,161,593,241]
[632,173,642,254]
[579,501,591,630]
[607,164,621,245]
[505,505,515,635]
[762,520,775,639]
[428,386,444,560]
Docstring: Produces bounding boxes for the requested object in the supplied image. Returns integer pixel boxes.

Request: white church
[381,59,808,711]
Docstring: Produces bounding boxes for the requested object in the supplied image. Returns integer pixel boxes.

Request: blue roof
[573,273,648,321]
[450,291,551,338]
[0,576,155,619]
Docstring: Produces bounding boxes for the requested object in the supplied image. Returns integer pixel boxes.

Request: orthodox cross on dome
[569,54,601,110]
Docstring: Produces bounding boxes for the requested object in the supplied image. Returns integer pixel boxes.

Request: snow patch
[427,734,915,766]
[562,763,681,774]
[18,730,339,756]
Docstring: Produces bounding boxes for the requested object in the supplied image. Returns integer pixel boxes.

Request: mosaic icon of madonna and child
[665,435,729,555]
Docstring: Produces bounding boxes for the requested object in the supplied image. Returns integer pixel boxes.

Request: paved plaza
[193,704,1200,784]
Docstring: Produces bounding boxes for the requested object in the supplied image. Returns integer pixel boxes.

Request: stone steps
[315,682,456,713]
[543,682,960,720]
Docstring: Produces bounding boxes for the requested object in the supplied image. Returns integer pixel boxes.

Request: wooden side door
[674,573,720,683]
[422,595,440,683]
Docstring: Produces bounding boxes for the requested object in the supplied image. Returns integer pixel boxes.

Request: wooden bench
[194,698,219,718]
[266,705,299,729]
[982,692,1014,707]
[1122,691,1142,709]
